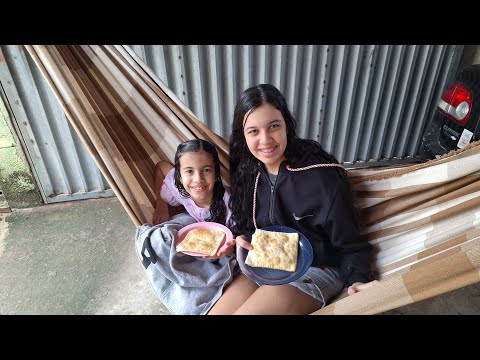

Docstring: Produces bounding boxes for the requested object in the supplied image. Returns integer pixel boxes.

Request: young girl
[152,139,229,225]
[139,139,236,314]
[208,84,378,315]
[152,139,234,257]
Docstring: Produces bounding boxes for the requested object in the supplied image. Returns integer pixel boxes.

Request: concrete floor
[0,197,169,315]
[0,196,479,315]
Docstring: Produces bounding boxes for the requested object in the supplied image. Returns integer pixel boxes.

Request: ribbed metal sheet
[0,45,463,203]
[0,45,113,203]
[131,44,463,166]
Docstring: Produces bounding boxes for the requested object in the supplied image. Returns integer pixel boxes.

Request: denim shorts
[287,266,344,308]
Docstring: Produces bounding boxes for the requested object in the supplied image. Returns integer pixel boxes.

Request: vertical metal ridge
[344,45,376,163]
[382,45,418,159]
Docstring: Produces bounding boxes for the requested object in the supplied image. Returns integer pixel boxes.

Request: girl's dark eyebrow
[245,119,281,131]
[181,165,213,170]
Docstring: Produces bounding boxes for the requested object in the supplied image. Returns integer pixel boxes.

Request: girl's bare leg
[233,284,321,315]
[208,274,259,315]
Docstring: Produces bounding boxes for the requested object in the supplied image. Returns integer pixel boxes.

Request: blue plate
[237,225,314,285]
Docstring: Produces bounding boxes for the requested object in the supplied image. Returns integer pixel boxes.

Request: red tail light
[437,82,472,126]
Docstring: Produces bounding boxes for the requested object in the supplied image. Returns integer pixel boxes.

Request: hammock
[25,45,480,315]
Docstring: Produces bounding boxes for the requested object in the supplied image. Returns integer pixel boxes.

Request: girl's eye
[247,129,257,135]
[270,123,279,129]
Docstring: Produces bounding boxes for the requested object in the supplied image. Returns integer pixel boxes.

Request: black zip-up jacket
[253,152,374,286]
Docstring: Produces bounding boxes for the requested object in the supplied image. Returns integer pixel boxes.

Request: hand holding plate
[235,235,253,250]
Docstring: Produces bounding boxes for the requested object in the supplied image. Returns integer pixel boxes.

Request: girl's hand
[235,235,253,250]
[205,239,236,259]
[347,280,380,296]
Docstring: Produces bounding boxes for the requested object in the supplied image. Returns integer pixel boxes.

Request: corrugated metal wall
[0,45,463,203]
[0,46,114,203]
[129,45,463,165]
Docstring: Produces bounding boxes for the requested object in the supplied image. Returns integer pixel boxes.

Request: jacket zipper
[269,184,275,225]
[267,164,283,225]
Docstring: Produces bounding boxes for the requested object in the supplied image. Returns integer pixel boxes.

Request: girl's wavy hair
[228,84,340,235]
[174,139,227,224]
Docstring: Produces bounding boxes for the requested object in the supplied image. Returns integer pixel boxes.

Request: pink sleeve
[160,168,181,206]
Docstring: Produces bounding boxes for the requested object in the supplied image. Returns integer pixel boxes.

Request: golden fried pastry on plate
[176,228,225,256]
[245,229,299,272]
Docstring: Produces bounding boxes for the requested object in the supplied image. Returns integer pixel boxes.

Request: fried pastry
[176,228,225,256]
[245,229,299,272]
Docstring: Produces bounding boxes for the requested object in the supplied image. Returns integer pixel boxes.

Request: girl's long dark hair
[228,84,341,235]
[174,139,227,225]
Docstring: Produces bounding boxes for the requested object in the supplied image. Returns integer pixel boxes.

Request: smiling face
[178,151,216,208]
[243,103,287,174]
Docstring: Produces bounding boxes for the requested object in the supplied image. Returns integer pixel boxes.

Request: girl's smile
[243,103,287,174]
[179,151,216,208]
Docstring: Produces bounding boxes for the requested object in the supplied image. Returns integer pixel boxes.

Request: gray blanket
[134,213,237,315]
